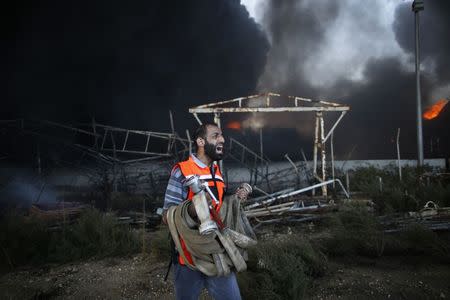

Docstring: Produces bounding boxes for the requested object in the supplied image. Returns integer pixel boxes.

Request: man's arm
[162,166,187,224]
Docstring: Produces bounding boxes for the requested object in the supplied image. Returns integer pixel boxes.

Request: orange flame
[226,121,241,130]
[423,99,449,120]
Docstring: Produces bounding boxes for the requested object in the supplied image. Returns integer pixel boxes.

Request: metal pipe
[323,111,347,143]
[312,113,320,196]
[169,110,175,133]
[214,113,223,172]
[259,127,263,164]
[331,132,335,188]
[413,0,424,167]
[190,106,349,113]
[245,178,349,210]
[284,153,299,174]
[345,171,350,196]
[186,129,192,155]
[319,112,327,196]
[396,128,402,181]
[122,131,129,151]
[144,134,150,152]
[193,113,203,125]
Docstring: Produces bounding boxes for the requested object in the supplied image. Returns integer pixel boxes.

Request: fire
[226,121,241,130]
[423,99,449,120]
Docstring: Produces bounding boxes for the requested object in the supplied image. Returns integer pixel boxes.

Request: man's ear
[196,137,205,147]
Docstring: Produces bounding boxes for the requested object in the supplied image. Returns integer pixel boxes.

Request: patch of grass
[0,214,51,269]
[321,205,385,257]
[0,209,140,271]
[320,205,450,263]
[50,209,140,261]
[383,224,450,262]
[238,236,327,300]
[340,165,449,214]
[149,226,171,261]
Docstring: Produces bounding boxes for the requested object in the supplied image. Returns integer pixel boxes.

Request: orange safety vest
[175,156,226,265]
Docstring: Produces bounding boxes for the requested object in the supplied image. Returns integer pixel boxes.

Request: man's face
[203,125,225,161]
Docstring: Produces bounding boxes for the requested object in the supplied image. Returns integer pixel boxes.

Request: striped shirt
[163,154,208,210]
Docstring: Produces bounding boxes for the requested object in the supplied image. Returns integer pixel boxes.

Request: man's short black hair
[193,122,219,142]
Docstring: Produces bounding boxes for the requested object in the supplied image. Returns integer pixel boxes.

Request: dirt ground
[0,254,174,299]
[1,233,449,299]
[310,257,450,300]
[2,254,449,299]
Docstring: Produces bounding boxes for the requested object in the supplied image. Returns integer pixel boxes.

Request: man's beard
[204,141,224,161]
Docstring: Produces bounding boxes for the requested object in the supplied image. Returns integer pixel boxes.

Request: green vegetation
[149,226,171,261]
[1,164,448,299]
[0,209,140,271]
[321,204,385,257]
[239,199,449,299]
[320,204,450,262]
[238,236,327,300]
[342,165,450,213]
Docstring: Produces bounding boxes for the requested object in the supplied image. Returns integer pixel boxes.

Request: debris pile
[381,201,450,233]
[244,179,348,227]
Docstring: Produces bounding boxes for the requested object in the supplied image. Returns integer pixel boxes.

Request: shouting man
[163,122,248,300]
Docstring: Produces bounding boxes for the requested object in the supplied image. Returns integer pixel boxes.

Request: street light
[412,0,424,167]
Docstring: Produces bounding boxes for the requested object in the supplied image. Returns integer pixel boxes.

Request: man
[163,122,248,300]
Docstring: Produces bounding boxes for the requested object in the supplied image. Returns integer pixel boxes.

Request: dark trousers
[173,263,241,300]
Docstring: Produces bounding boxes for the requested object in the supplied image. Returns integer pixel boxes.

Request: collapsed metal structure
[1,118,189,164]
[189,92,350,196]
[1,118,191,197]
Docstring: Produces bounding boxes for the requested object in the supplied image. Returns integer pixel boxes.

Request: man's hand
[235,183,252,202]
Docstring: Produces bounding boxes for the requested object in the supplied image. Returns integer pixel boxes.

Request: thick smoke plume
[242,0,450,159]
[2,0,449,160]
[2,0,269,132]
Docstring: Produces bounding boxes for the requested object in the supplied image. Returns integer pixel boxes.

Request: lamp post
[412,0,424,167]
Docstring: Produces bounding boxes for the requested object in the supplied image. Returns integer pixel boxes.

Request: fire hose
[166,177,257,277]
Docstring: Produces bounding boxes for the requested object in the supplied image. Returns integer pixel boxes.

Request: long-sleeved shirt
[163,154,209,210]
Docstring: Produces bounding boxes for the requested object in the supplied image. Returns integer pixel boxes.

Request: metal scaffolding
[189,92,350,196]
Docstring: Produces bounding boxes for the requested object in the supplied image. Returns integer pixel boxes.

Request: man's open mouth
[216,144,224,153]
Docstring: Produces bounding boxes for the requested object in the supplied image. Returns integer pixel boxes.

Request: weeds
[384,224,450,262]
[149,226,171,261]
[320,205,450,262]
[341,165,449,213]
[238,236,327,299]
[321,205,385,257]
[0,209,140,271]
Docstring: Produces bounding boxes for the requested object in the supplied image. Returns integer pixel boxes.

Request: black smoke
[3,0,449,161]
[252,0,450,159]
[394,1,450,87]
[2,0,269,132]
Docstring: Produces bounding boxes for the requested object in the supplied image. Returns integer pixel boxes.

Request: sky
[2,0,450,160]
